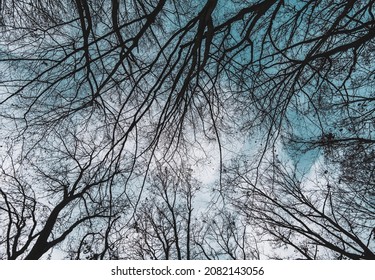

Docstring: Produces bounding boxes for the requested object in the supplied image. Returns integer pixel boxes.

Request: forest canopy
[0,0,374,259]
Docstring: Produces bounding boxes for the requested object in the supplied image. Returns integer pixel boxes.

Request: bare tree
[225,157,374,259]
[1,0,374,259]
[216,0,375,259]
[193,208,261,260]
[119,160,199,260]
